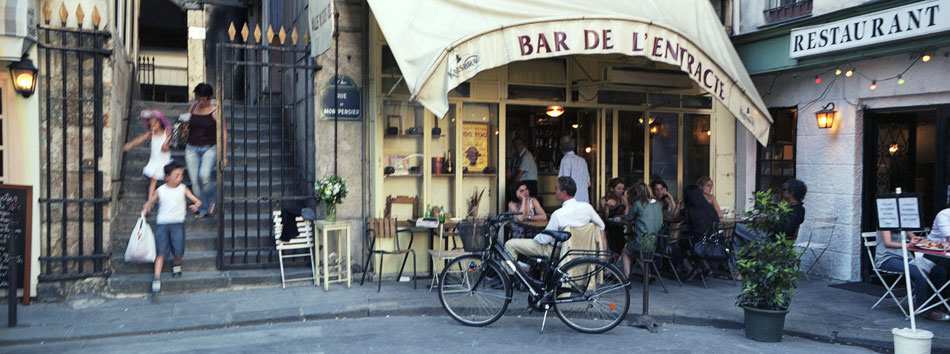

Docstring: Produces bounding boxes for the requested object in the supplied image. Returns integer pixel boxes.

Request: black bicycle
[437,212,630,333]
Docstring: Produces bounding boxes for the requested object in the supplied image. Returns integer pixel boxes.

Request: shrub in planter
[735,190,800,342]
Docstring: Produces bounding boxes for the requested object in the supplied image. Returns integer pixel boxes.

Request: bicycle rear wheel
[438,255,511,326]
[553,257,630,333]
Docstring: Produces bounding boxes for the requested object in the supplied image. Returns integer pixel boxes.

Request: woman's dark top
[188,105,217,146]
[604,195,626,219]
[774,202,805,238]
[682,185,719,239]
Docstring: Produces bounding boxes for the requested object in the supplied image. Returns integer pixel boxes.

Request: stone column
[186,8,206,99]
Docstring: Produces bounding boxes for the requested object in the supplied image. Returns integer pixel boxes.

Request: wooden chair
[385,195,418,219]
[691,221,737,289]
[273,211,317,289]
[794,217,837,280]
[360,217,417,292]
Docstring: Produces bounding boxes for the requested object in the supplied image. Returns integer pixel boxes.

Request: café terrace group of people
[504,135,771,283]
[505,136,950,320]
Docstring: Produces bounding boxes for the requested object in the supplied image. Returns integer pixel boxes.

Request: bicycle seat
[539,230,571,242]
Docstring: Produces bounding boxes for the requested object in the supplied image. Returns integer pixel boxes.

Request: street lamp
[815,102,836,129]
[9,56,38,98]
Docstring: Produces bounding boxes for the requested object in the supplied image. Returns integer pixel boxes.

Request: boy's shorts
[155,223,186,258]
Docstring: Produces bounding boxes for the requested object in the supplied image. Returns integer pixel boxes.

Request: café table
[402,219,461,282]
[909,245,950,316]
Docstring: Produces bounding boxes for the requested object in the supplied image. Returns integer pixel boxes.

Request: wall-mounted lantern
[815,102,836,129]
[9,56,38,98]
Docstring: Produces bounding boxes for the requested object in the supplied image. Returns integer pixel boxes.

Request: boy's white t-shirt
[156,184,186,224]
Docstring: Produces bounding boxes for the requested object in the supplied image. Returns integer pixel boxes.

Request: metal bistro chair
[273,211,318,289]
[862,231,909,317]
[658,221,686,286]
[427,222,468,291]
[361,217,417,292]
[795,217,837,280]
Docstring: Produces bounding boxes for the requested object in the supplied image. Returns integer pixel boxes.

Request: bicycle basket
[458,220,490,252]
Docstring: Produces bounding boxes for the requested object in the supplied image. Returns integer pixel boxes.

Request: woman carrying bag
[183,83,228,219]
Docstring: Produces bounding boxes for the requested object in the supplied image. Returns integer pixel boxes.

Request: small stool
[316,220,352,291]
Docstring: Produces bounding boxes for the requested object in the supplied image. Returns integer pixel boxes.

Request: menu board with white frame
[875,193,923,231]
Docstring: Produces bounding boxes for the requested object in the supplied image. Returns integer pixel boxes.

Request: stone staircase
[107,100,310,295]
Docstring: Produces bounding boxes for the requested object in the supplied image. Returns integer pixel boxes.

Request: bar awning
[367,0,773,144]
[0,0,36,61]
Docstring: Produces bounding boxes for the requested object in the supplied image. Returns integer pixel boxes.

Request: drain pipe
[359,0,369,269]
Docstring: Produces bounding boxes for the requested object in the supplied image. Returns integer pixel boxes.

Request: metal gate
[36,16,111,280]
[215,23,316,269]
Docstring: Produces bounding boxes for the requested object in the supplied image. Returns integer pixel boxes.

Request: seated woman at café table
[877,229,950,321]
[697,176,724,218]
[735,179,807,244]
[620,183,663,279]
[650,179,678,219]
[681,185,719,280]
[507,181,548,239]
[600,178,627,221]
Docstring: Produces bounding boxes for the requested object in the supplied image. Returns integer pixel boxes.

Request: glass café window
[756,108,797,192]
[684,114,711,190]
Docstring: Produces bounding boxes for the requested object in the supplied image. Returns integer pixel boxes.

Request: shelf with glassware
[382,101,425,208]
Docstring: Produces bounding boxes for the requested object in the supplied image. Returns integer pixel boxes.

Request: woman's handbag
[692,230,730,261]
[168,105,194,150]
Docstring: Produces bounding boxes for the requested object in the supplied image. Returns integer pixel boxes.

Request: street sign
[321,75,362,121]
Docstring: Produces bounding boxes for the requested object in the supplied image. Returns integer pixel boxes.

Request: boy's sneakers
[172,265,182,278]
[151,279,161,294]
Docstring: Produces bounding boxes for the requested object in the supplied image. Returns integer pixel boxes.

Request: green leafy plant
[735,190,800,311]
[637,232,657,254]
[315,176,348,205]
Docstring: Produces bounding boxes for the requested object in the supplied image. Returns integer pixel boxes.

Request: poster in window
[462,123,490,173]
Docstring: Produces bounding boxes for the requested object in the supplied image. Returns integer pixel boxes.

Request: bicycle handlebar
[487,211,522,224]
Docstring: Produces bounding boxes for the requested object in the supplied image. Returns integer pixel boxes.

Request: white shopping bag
[125,216,157,263]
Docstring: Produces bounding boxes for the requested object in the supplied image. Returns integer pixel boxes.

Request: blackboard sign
[0,185,32,305]
[875,192,923,231]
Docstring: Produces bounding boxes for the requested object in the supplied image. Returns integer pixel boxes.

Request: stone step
[123,150,295,167]
[110,230,221,253]
[112,214,274,233]
[105,268,316,296]
[111,250,218,273]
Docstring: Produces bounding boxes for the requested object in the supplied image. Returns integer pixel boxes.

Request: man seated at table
[919,202,950,300]
[877,229,950,321]
[505,177,605,270]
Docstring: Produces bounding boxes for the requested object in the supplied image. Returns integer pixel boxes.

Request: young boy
[141,162,201,293]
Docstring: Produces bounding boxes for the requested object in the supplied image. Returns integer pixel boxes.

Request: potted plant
[315,176,348,222]
[735,190,799,343]
[637,232,657,260]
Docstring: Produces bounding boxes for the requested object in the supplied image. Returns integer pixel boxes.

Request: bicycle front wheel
[554,257,630,333]
[438,254,511,326]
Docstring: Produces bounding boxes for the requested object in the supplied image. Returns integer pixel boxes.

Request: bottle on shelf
[425,204,432,218]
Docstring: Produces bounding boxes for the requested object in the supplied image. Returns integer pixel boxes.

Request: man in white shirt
[509,137,538,197]
[505,177,605,261]
[558,136,591,203]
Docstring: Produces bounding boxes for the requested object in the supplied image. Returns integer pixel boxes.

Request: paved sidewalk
[1,275,947,350]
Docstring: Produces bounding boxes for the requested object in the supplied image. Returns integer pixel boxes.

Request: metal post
[333,4,340,177]
[635,257,658,332]
[7,233,17,327]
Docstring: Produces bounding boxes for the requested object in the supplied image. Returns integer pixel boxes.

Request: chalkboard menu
[0,185,32,304]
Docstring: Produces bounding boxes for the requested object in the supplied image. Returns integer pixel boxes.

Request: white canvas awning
[0,0,36,61]
[367,0,773,144]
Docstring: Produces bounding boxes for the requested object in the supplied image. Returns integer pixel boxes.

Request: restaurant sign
[789,0,949,59]
[442,18,771,144]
